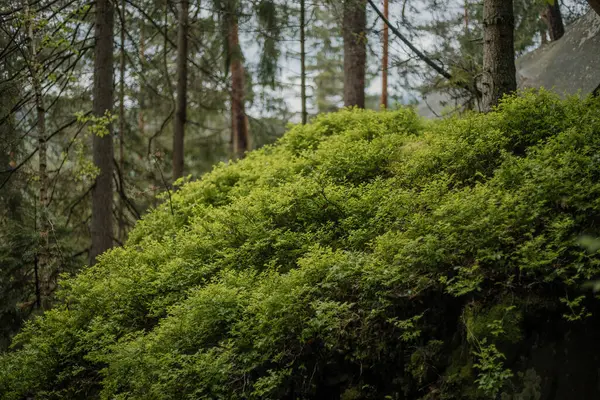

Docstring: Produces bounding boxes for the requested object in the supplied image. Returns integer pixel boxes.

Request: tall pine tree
[482,0,516,111]
[90,0,115,264]
[343,0,367,108]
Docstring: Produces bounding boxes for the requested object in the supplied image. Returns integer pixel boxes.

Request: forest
[1,0,600,399]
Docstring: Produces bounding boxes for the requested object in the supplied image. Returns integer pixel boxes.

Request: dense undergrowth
[2,90,600,399]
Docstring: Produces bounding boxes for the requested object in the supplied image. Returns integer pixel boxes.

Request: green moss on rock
[2,90,600,399]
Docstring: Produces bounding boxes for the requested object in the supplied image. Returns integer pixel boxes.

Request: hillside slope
[2,90,600,399]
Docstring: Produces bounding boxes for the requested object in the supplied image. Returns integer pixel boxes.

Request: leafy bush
[2,90,600,399]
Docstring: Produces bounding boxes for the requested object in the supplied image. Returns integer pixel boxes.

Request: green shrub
[2,90,600,399]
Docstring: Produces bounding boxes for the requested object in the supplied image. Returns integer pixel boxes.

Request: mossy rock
[2,90,600,400]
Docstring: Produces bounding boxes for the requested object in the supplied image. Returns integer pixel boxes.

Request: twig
[152,155,174,216]
[367,0,453,80]
[112,158,142,220]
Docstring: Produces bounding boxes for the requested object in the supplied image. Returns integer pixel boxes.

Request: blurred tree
[343,0,367,107]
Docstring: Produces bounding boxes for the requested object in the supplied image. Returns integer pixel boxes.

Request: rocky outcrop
[516,10,600,96]
[417,11,600,118]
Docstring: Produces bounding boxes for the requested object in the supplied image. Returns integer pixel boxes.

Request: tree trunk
[90,0,115,265]
[118,0,126,243]
[138,22,145,138]
[464,0,469,32]
[482,0,516,112]
[300,0,307,124]
[173,0,188,180]
[587,0,600,17]
[542,1,564,41]
[228,16,249,159]
[24,0,49,307]
[540,27,548,45]
[33,21,50,310]
[343,0,367,108]
[380,0,388,109]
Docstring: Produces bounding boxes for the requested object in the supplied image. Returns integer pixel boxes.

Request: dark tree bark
[587,0,600,17]
[172,0,188,180]
[228,15,249,158]
[541,0,565,41]
[540,27,548,45]
[343,0,367,108]
[90,0,115,265]
[138,22,145,139]
[118,0,126,242]
[380,0,388,109]
[482,0,516,111]
[24,0,50,307]
[300,0,307,124]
